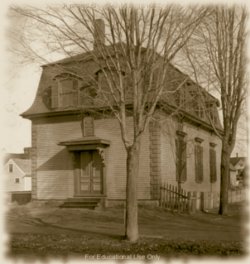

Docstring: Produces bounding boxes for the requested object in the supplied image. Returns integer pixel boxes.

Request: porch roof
[58,136,110,151]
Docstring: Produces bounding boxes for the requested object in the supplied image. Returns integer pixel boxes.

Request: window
[79,85,96,106]
[194,138,204,183]
[9,164,13,173]
[95,68,125,88]
[209,143,217,183]
[176,131,187,183]
[175,90,186,109]
[15,178,20,183]
[193,100,204,119]
[58,78,78,107]
[52,73,81,108]
[206,102,217,124]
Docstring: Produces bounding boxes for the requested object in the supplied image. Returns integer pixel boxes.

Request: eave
[21,103,223,137]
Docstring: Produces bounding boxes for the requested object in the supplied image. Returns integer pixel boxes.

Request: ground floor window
[194,137,204,183]
[175,131,187,183]
[209,143,217,183]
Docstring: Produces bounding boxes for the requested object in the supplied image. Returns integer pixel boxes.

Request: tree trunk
[219,141,231,215]
[125,138,141,242]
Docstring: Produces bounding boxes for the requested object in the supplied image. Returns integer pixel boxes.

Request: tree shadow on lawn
[7,201,247,241]
[6,203,248,261]
[31,216,126,240]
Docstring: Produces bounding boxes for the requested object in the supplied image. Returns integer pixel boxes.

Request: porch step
[60,198,101,209]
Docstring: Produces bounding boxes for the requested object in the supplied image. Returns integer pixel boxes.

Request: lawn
[4,201,248,261]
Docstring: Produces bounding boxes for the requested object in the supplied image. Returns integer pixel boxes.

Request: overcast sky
[0,0,249,157]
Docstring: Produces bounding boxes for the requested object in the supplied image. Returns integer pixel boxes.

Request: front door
[75,150,103,196]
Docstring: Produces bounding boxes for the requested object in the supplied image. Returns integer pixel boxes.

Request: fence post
[172,185,176,211]
[187,191,191,214]
[200,192,205,211]
[180,188,184,212]
[165,183,168,208]
[191,191,197,213]
[174,185,178,211]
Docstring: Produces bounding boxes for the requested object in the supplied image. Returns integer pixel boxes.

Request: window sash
[210,148,217,183]
[195,144,203,183]
[176,138,187,183]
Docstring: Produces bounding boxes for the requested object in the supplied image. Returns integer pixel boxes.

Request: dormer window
[175,89,186,109]
[206,102,217,124]
[52,73,80,108]
[95,68,125,90]
[51,73,98,109]
[194,102,204,119]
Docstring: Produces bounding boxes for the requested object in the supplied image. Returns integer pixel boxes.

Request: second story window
[175,90,186,109]
[194,102,204,119]
[58,78,78,107]
[52,73,81,109]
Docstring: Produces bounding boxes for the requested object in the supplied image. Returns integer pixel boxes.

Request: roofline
[41,53,94,67]
[160,103,223,136]
[21,104,223,137]
[168,64,220,107]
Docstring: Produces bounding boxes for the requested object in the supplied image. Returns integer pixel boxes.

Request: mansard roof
[21,44,222,132]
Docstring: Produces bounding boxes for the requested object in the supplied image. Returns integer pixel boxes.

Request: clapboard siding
[31,124,38,199]
[34,115,150,200]
[95,117,150,200]
[32,111,221,201]
[160,115,221,192]
[4,160,28,192]
[35,119,80,199]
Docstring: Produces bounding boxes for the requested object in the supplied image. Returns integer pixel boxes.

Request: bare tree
[11,4,207,241]
[182,6,247,215]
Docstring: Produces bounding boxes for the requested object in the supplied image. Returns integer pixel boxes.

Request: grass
[5,201,248,260]
[9,233,245,258]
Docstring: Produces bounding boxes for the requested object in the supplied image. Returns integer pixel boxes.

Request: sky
[0,0,249,157]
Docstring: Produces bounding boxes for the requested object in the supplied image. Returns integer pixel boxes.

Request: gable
[5,158,31,176]
[5,159,25,176]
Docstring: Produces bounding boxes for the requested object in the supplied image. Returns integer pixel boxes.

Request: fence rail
[160,183,246,213]
[159,183,192,213]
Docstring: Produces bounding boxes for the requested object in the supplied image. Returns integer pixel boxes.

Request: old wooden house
[21,20,222,208]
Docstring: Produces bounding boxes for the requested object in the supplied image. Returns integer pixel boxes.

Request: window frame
[175,131,187,183]
[194,137,204,184]
[52,73,82,108]
[209,143,217,183]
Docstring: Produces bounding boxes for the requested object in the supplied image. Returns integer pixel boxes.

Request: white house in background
[229,163,238,187]
[229,156,247,187]
[4,158,32,192]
